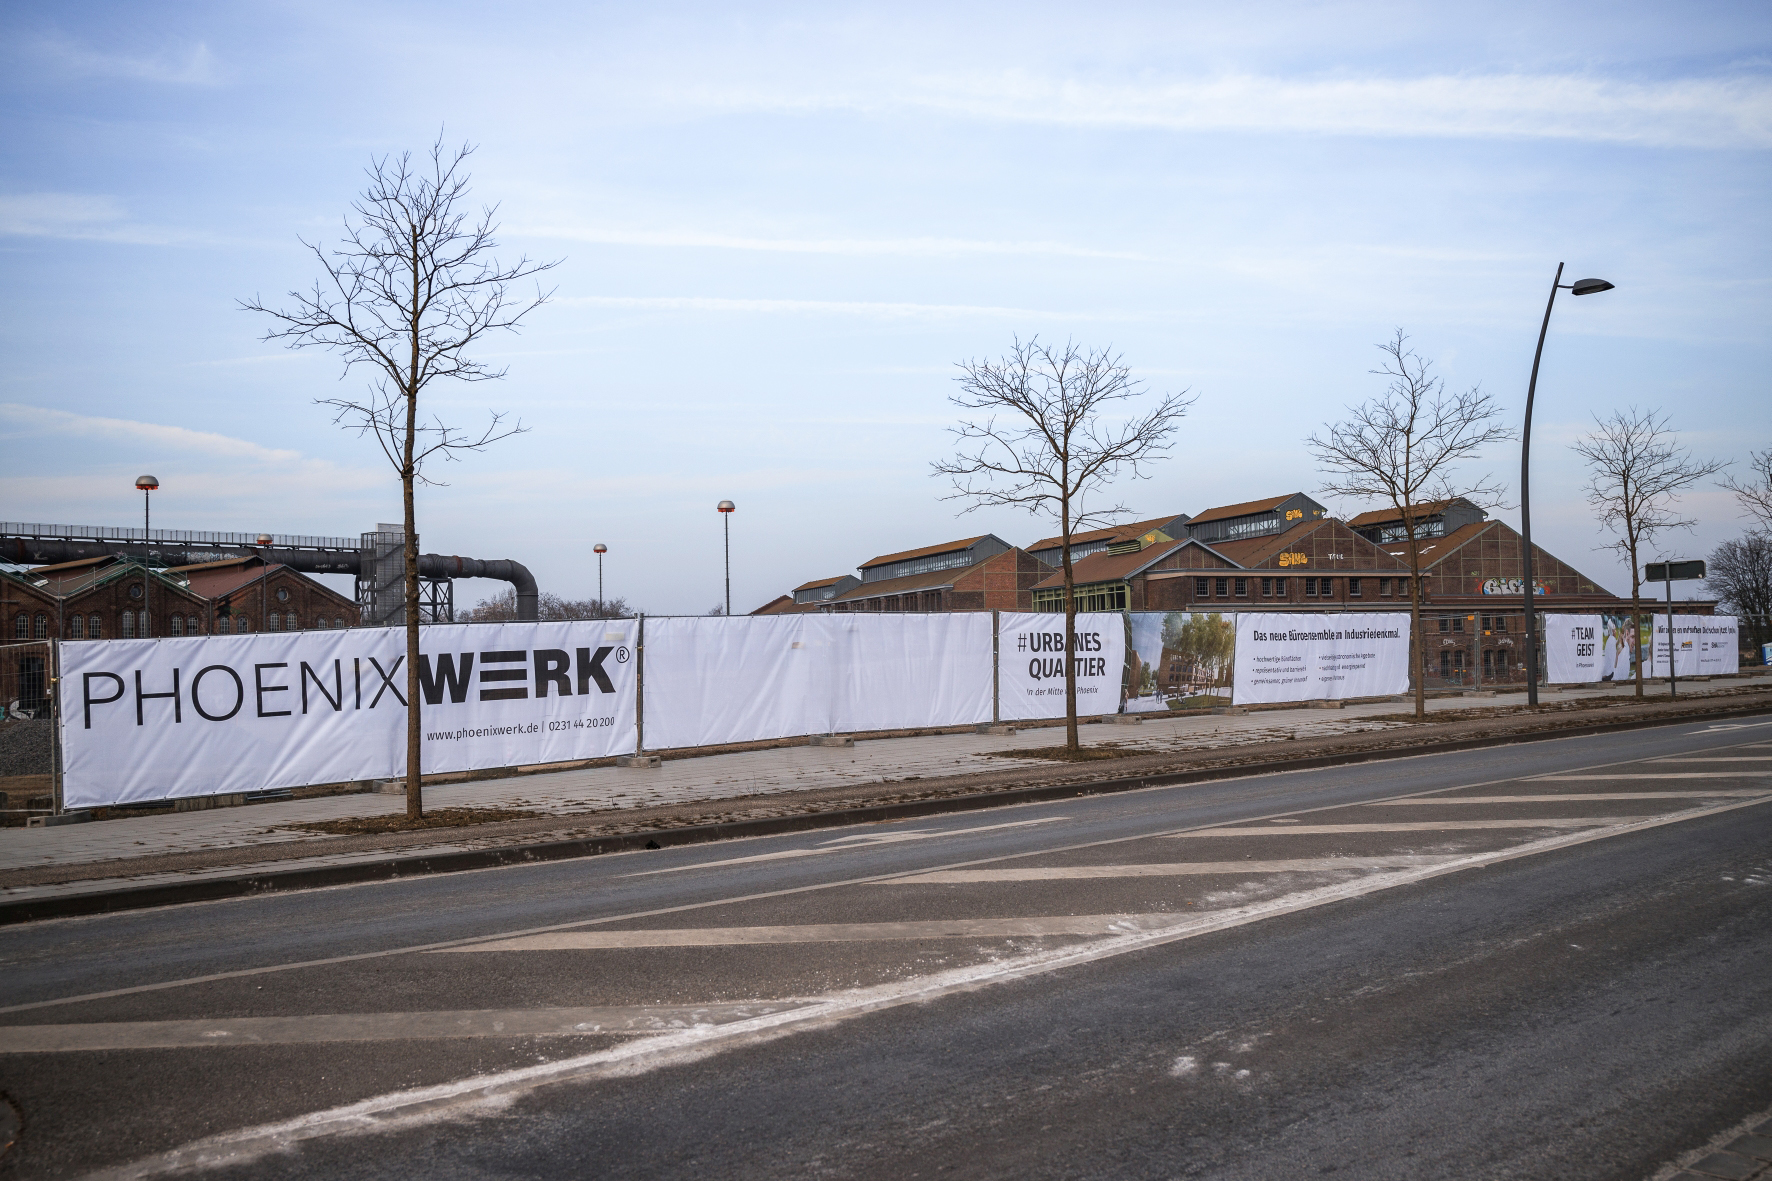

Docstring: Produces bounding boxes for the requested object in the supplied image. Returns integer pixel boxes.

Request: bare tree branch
[1572,406,1726,697]
[932,336,1194,749]
[1721,446,1772,532]
[241,133,561,818]
[1306,329,1516,718]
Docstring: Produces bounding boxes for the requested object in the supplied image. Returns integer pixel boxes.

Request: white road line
[1648,757,1772,762]
[0,1003,813,1053]
[622,817,1067,877]
[88,793,1772,1181]
[1531,773,1772,780]
[1171,817,1633,836]
[435,915,1169,951]
[885,857,1462,884]
[1367,792,1772,805]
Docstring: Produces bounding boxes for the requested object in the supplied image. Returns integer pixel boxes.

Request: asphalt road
[2,715,1770,1180]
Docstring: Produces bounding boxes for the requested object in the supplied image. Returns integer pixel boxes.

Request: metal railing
[1,522,361,551]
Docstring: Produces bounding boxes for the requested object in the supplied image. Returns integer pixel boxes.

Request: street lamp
[593,543,607,607]
[1520,264,1615,707]
[257,534,273,631]
[136,476,158,637]
[717,500,736,616]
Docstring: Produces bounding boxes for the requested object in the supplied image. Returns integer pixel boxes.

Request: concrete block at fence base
[1306,701,1344,710]
[28,811,93,828]
[809,735,854,748]
[975,724,1018,735]
[174,794,246,812]
[1212,707,1248,715]
[616,754,662,769]
[1110,715,1143,725]
[376,780,406,795]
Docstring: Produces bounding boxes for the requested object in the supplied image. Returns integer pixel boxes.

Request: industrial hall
[754,492,1717,688]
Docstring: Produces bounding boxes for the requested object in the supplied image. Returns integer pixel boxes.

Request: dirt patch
[285,807,541,835]
[980,744,1148,762]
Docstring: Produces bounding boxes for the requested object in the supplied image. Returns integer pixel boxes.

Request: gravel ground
[0,719,52,777]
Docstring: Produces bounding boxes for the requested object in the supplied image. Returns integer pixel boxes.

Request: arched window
[12,614,26,639]
[121,611,136,639]
[335,616,345,629]
[188,615,200,635]
[288,612,299,630]
[34,614,49,639]
[89,615,102,639]
[268,613,281,631]
[237,616,251,633]
[170,616,185,637]
[70,615,85,640]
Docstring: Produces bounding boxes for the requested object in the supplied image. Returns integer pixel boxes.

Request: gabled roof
[1187,494,1295,525]
[1030,540,1190,590]
[1346,498,1468,528]
[168,556,264,574]
[1207,519,1329,568]
[830,567,965,600]
[1026,515,1187,554]
[793,575,849,592]
[27,556,114,575]
[751,594,813,615]
[1379,521,1491,569]
[857,535,992,570]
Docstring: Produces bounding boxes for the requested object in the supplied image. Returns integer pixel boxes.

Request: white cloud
[517,225,1146,260]
[35,38,221,86]
[2,403,305,464]
[693,71,1772,149]
[560,295,1128,320]
[0,193,198,245]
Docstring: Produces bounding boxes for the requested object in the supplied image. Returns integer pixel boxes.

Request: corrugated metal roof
[857,535,991,570]
[1030,540,1189,590]
[1346,499,1460,528]
[1025,514,1186,554]
[792,575,848,591]
[1186,494,1297,525]
[830,567,963,600]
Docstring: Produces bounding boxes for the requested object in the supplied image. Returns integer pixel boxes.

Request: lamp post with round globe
[135,476,158,636]
[717,501,736,616]
[594,543,607,609]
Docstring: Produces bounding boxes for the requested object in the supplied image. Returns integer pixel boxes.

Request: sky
[2,0,1768,613]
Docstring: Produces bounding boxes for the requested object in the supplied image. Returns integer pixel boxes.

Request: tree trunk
[1061,497,1079,752]
[1628,538,1644,699]
[403,239,424,820]
[1407,559,1426,719]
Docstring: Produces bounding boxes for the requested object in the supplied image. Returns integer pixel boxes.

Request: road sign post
[1642,560,1706,698]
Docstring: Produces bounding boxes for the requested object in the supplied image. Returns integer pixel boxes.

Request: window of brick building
[1349,578,1362,597]
[1454,616,1465,633]
[334,616,345,629]
[34,614,47,639]
[1214,577,1228,597]
[1261,578,1273,597]
[1378,578,1391,596]
[12,614,25,639]
[269,613,281,631]
[1304,577,1316,596]
[1439,616,1450,633]
[70,615,84,640]
[1195,577,1210,597]
[237,617,251,633]
[171,616,184,636]
[121,611,135,638]
[89,615,102,639]
[1234,578,1247,597]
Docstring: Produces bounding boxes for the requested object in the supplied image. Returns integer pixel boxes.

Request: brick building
[7,557,211,641]
[827,535,1049,613]
[173,557,358,634]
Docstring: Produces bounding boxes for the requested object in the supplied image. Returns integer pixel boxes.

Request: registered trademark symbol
[615,646,630,663]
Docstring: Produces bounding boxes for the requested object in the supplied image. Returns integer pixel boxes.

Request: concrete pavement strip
[1,686,1769,925]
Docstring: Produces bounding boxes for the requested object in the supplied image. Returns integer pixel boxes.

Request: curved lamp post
[136,475,158,636]
[717,501,736,616]
[593,543,607,607]
[1521,265,1615,706]
[257,533,273,631]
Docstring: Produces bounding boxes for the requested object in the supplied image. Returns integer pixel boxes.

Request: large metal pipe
[2,536,539,621]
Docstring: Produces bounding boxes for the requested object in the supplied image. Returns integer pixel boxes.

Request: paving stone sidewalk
[3,675,1767,905]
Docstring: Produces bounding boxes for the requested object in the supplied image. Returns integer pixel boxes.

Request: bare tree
[1572,408,1724,697]
[243,135,558,818]
[1705,535,1772,653]
[1307,330,1514,718]
[1721,447,1772,532]
[461,590,635,622]
[933,337,1192,750]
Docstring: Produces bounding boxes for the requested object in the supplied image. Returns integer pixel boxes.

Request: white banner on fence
[996,612,1126,720]
[1545,614,1605,683]
[1232,612,1411,705]
[641,614,994,750]
[56,621,638,808]
[1648,614,1738,677]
